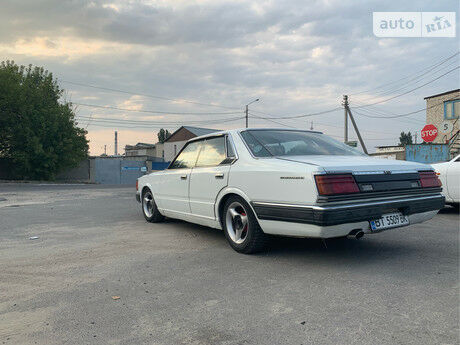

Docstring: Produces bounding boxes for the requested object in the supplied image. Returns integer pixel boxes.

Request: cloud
[0,0,458,154]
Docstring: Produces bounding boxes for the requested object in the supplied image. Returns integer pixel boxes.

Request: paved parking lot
[0,184,458,345]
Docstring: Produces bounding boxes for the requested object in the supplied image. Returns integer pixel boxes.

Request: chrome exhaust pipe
[347,230,364,239]
[355,231,364,239]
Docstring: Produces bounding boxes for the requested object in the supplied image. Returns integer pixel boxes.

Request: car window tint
[241,130,364,157]
[196,137,226,167]
[169,141,202,169]
[226,136,236,157]
[240,131,272,157]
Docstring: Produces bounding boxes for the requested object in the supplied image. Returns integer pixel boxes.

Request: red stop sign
[421,124,438,142]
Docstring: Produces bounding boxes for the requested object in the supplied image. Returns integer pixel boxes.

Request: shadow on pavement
[160,217,424,264]
[438,206,459,215]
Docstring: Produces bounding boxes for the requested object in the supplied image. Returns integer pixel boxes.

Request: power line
[75,115,245,127]
[350,51,459,96]
[249,114,297,128]
[249,107,342,120]
[72,102,242,116]
[352,108,424,127]
[352,66,459,108]
[354,58,459,101]
[76,115,243,125]
[61,80,242,111]
[350,95,459,120]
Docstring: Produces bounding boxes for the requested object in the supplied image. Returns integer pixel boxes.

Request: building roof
[165,126,221,142]
[125,142,155,150]
[424,89,460,100]
[375,145,403,148]
[182,126,221,137]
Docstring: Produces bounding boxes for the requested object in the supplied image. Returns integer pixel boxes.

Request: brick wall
[425,90,460,144]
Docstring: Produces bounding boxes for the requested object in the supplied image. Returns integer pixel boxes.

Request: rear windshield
[240,130,365,157]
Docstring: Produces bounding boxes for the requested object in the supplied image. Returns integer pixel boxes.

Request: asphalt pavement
[0,183,458,345]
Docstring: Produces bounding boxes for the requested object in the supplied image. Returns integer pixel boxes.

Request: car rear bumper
[251,194,445,227]
[256,210,439,238]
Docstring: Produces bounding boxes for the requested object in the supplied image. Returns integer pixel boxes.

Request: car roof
[188,127,324,142]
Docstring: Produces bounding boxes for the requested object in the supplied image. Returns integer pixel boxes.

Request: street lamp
[245,98,259,128]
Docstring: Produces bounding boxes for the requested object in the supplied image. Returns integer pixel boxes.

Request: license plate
[369,212,409,232]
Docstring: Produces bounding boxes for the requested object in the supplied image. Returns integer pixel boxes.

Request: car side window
[196,137,227,167]
[168,141,202,169]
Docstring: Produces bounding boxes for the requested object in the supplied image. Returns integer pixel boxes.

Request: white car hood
[277,155,430,173]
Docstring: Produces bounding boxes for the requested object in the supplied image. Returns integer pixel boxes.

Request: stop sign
[421,124,438,142]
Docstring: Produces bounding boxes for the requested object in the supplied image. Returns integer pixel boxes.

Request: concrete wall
[425,90,460,144]
[0,157,148,184]
[369,151,405,160]
[164,140,187,162]
[125,148,156,157]
[155,143,164,160]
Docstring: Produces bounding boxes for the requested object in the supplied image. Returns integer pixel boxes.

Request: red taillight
[419,171,441,188]
[136,180,139,191]
[315,174,359,195]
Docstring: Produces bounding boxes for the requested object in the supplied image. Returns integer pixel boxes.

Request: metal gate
[120,160,146,185]
[94,158,147,185]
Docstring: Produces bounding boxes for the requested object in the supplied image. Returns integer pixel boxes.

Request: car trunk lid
[276,155,428,173]
[276,155,438,199]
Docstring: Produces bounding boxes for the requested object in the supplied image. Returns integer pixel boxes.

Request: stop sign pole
[421,124,438,142]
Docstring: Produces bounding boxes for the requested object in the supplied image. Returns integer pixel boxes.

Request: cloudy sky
[1,0,459,154]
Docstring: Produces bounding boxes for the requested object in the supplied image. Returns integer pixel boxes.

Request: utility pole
[114,131,118,156]
[310,121,314,130]
[343,95,348,143]
[346,108,368,154]
[104,145,107,155]
[414,132,418,144]
[245,98,259,128]
[245,105,249,128]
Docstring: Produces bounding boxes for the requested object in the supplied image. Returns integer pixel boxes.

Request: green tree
[398,131,413,146]
[0,61,88,180]
[157,128,171,143]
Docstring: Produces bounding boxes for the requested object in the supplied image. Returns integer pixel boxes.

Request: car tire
[142,189,165,223]
[222,195,268,254]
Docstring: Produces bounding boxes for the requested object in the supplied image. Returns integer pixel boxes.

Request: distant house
[424,89,459,156]
[370,145,406,160]
[124,143,156,157]
[163,126,220,161]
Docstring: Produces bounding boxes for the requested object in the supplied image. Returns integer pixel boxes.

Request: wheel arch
[215,187,257,229]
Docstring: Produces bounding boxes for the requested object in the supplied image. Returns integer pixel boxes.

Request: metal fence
[405,144,449,164]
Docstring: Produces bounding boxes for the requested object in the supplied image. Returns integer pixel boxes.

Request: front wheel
[142,189,165,223]
[222,196,268,254]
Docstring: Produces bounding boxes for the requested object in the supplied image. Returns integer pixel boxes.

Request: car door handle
[180,175,187,180]
[215,173,224,179]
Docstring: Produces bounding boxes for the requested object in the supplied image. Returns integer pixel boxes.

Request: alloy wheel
[225,201,249,244]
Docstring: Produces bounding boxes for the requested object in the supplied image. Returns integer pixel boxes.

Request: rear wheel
[142,189,165,223]
[222,196,268,254]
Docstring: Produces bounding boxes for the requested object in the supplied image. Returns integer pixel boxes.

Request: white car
[136,128,444,253]
[432,154,460,209]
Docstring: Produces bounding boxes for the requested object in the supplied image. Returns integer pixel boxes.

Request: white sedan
[136,128,444,253]
[432,154,459,209]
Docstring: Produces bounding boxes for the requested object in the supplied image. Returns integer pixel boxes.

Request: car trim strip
[251,194,445,226]
[252,194,443,211]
